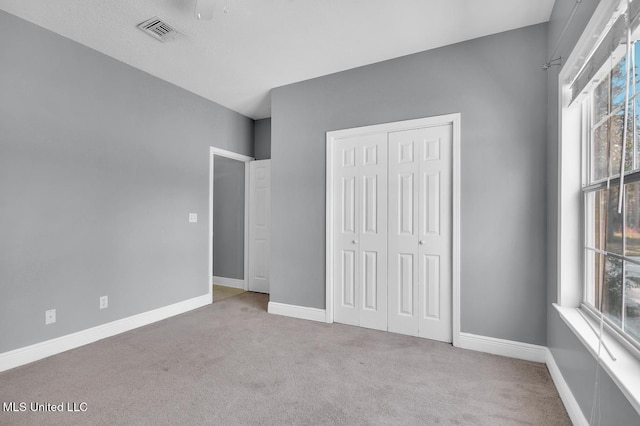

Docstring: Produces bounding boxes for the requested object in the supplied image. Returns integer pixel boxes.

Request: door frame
[325,114,461,345]
[209,147,254,302]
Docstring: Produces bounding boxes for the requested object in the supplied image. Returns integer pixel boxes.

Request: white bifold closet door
[388,125,452,342]
[333,133,388,331]
[332,122,452,343]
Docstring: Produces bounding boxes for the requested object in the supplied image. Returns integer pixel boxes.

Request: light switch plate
[189,213,198,223]
[45,309,56,325]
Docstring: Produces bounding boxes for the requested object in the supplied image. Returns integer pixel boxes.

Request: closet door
[388,125,452,342]
[388,130,420,336]
[333,133,387,330]
[359,134,388,330]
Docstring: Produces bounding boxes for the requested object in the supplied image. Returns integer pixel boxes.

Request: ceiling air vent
[137,17,180,42]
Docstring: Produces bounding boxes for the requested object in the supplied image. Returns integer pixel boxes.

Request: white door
[388,125,452,342]
[333,133,388,331]
[249,160,270,293]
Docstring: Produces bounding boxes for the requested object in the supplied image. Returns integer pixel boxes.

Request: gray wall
[0,10,253,353]
[213,156,245,279]
[546,0,640,423]
[271,24,548,345]
[254,118,271,160]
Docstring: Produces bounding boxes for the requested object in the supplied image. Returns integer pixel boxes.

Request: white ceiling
[0,0,555,119]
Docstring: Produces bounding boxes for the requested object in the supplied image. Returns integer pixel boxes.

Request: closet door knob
[352,240,358,244]
[419,240,426,245]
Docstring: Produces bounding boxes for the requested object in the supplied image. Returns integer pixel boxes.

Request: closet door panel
[388,125,452,342]
[417,125,452,342]
[333,134,387,330]
[388,132,420,336]
[333,141,361,327]
[359,135,387,331]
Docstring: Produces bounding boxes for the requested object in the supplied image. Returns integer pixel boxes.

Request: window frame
[557,0,640,414]
[578,31,640,357]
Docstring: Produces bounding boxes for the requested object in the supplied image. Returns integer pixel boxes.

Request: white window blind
[571,2,640,104]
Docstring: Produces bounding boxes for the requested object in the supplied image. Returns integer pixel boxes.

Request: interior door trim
[209,147,254,303]
[325,113,461,346]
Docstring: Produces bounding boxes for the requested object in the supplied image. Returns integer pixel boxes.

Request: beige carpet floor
[213,284,246,302]
[0,292,570,425]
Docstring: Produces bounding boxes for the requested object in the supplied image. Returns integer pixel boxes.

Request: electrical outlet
[189,213,197,223]
[45,309,56,325]
[99,296,108,310]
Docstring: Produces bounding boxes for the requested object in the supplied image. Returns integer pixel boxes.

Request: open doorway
[208,147,253,303]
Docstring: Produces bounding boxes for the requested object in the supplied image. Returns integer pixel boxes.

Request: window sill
[554,303,640,415]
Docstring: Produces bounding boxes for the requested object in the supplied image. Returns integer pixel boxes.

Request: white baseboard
[0,295,588,426]
[268,301,326,322]
[0,294,211,373]
[213,276,246,290]
[456,333,587,423]
[456,332,547,363]
[546,348,589,426]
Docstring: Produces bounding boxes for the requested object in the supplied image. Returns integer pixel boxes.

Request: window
[581,22,640,351]
[557,0,640,410]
